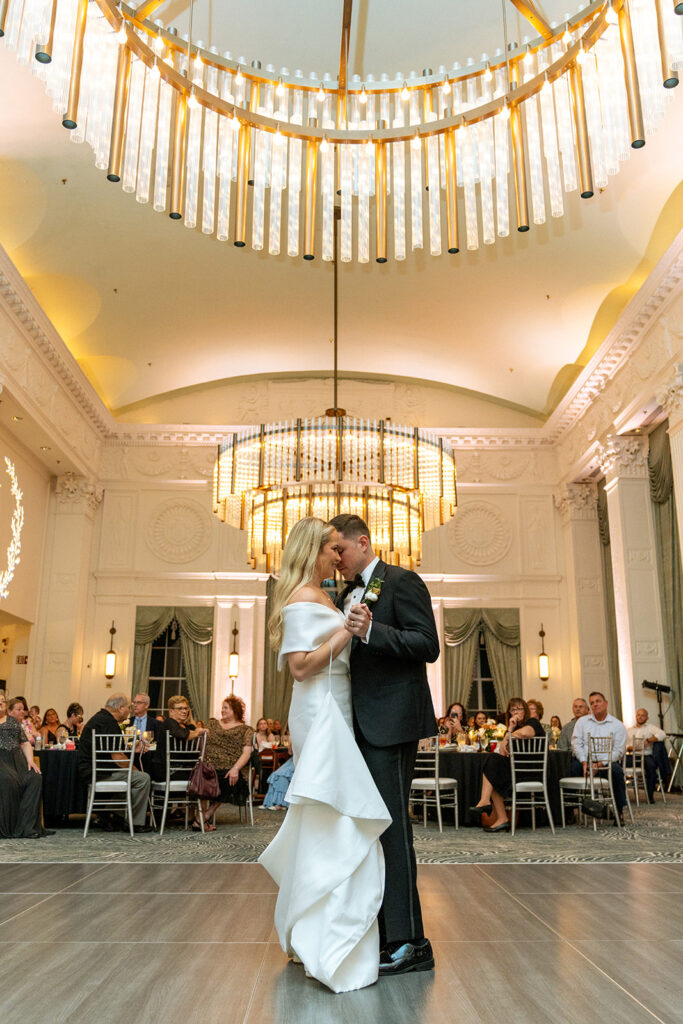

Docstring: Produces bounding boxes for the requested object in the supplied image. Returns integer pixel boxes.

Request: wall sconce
[105,621,117,679]
[538,624,549,681]
[228,622,239,680]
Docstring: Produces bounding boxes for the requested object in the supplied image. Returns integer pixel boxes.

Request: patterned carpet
[1,795,681,864]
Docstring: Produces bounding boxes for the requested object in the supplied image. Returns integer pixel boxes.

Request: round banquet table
[438,748,572,827]
[37,749,89,820]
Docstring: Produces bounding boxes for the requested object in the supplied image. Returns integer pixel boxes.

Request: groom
[329,513,439,976]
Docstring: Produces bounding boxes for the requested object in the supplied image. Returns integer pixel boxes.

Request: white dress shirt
[627,722,665,755]
[572,712,627,764]
[343,556,380,645]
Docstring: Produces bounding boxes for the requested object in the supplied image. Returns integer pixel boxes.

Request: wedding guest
[527,698,553,738]
[29,706,41,732]
[150,696,206,784]
[572,691,628,824]
[129,694,160,740]
[40,708,61,745]
[557,698,589,775]
[469,697,545,833]
[627,708,666,801]
[441,702,466,741]
[8,698,36,746]
[78,694,153,833]
[467,715,476,729]
[550,715,562,731]
[271,719,283,741]
[63,703,84,738]
[0,693,53,839]
[202,695,254,829]
[474,710,488,729]
[253,718,277,751]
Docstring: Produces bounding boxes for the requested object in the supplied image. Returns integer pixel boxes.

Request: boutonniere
[362,577,383,605]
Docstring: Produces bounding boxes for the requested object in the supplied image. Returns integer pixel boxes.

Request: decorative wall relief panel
[100,492,137,569]
[448,500,512,566]
[145,498,213,563]
[520,497,555,573]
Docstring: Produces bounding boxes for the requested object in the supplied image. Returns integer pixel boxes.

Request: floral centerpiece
[469,719,507,749]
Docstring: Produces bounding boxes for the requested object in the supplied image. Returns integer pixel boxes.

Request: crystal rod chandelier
[0,0,680,264]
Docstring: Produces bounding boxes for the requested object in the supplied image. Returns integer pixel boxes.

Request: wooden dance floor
[0,861,681,1024]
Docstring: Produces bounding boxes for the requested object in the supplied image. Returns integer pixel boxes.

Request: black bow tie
[340,574,365,599]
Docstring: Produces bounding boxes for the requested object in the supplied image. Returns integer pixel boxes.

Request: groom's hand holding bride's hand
[345,602,372,639]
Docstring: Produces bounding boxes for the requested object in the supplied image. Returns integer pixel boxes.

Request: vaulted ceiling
[0,0,681,424]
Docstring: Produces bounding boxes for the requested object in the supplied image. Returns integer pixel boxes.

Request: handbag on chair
[187,757,221,799]
[581,771,609,819]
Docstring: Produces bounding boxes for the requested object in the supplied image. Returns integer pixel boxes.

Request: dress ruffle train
[259,691,391,993]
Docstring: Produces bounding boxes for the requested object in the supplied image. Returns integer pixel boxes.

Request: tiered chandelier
[213,418,457,572]
[0,0,680,263]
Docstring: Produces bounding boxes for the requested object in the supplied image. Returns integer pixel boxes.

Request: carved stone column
[656,364,683,557]
[554,483,613,705]
[33,474,103,708]
[597,437,667,726]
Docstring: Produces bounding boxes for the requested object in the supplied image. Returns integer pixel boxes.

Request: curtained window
[132,606,214,722]
[648,420,683,720]
[444,608,522,713]
[466,632,499,715]
[148,623,189,713]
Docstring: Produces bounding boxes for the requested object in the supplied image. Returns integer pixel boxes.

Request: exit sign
[16,655,28,665]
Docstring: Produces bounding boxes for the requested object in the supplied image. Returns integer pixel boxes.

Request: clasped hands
[345,602,372,639]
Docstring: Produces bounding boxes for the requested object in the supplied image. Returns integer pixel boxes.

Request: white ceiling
[0,1,681,422]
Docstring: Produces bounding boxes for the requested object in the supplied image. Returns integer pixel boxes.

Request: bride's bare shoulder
[286,585,323,606]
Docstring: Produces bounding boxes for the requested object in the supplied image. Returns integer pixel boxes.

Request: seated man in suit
[78,694,152,833]
[130,694,160,739]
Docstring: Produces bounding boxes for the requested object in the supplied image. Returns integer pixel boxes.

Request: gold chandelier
[212,418,457,572]
[0,1,680,263]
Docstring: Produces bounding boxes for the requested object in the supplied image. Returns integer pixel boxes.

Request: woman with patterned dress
[258,517,391,994]
[202,695,254,829]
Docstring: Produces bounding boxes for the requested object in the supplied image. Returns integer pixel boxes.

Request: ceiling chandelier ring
[98,5,617,146]
[111,0,603,96]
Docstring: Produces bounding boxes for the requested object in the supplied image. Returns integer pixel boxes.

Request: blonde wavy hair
[268,517,335,649]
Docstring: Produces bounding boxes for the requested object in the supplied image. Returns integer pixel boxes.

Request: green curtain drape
[481,609,521,711]
[132,606,214,721]
[443,610,481,707]
[176,607,214,723]
[262,577,294,724]
[597,481,622,719]
[648,420,683,718]
[443,608,521,711]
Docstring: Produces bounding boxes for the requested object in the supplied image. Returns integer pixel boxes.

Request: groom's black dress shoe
[379,939,434,976]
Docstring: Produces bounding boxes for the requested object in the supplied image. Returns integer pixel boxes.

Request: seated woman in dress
[0,694,51,839]
[149,695,207,785]
[253,718,277,751]
[202,695,254,830]
[39,708,61,746]
[469,697,545,833]
[63,703,84,738]
[440,702,467,742]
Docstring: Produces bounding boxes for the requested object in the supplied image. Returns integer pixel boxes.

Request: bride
[258,517,391,993]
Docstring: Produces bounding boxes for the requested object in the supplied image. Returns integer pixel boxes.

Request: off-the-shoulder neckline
[284,600,341,610]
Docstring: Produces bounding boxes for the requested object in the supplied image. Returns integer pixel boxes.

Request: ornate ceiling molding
[553,482,598,523]
[596,435,649,480]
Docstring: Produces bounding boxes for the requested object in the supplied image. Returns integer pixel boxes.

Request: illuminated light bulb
[235,68,244,84]
[116,26,127,45]
[154,34,165,55]
[411,131,421,151]
[150,60,161,80]
[605,2,618,26]
[359,86,367,104]
[442,76,451,94]
[500,100,510,120]
[320,135,329,152]
[318,83,325,102]
[276,77,285,97]
[576,46,585,65]
[562,25,572,47]
[483,63,493,82]
[231,111,240,130]
[524,46,533,67]
[187,89,200,110]
[401,80,409,101]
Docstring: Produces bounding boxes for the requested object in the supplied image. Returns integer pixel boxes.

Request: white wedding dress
[258,602,391,993]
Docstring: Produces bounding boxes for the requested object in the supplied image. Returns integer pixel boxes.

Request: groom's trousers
[355,728,423,946]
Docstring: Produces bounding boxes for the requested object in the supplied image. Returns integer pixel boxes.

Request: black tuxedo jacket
[339,560,439,748]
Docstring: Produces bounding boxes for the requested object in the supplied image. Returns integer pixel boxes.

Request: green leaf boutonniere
[362,577,383,605]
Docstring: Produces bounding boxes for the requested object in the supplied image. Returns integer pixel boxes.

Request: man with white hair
[78,693,152,832]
